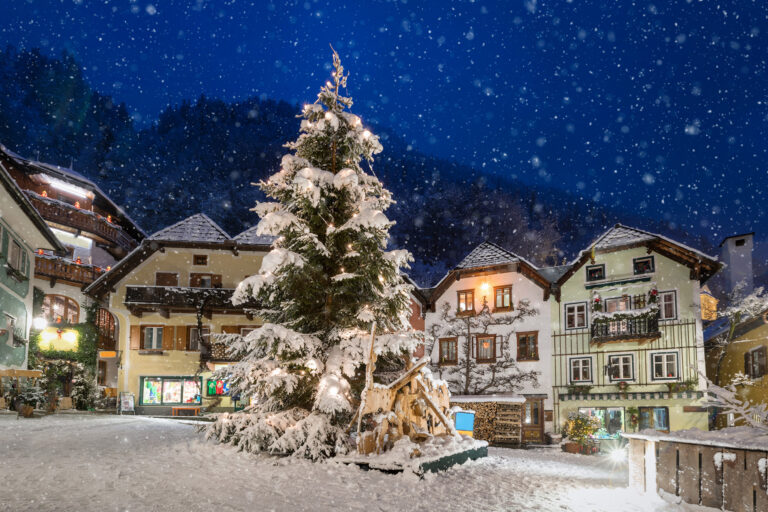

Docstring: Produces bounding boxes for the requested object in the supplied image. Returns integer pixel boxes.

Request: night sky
[2,0,767,251]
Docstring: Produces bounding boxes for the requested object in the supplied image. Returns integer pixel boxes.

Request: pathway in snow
[0,414,682,511]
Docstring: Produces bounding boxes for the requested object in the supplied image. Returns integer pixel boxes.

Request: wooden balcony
[591,315,661,345]
[124,286,256,318]
[26,191,138,254]
[35,255,105,287]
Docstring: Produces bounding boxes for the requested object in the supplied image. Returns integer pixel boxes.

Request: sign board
[119,392,135,414]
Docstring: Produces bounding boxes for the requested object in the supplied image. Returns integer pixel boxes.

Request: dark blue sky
[2,0,767,249]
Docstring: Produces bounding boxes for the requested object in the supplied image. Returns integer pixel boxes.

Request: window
[142,326,163,350]
[570,357,592,383]
[439,337,457,365]
[190,273,220,288]
[565,303,587,329]
[586,264,605,282]
[745,346,767,379]
[8,239,22,271]
[524,400,541,426]
[579,407,625,438]
[605,296,631,313]
[97,361,107,386]
[651,352,678,380]
[476,335,496,363]
[140,376,201,405]
[240,327,256,337]
[517,332,538,361]
[494,286,513,310]
[633,256,655,275]
[633,293,647,309]
[608,354,634,381]
[639,406,669,432]
[155,272,179,286]
[659,291,677,320]
[193,255,208,265]
[735,238,746,247]
[42,295,79,324]
[457,290,474,314]
[188,326,210,351]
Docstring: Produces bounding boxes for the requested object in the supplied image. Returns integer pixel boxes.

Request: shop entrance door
[522,397,544,443]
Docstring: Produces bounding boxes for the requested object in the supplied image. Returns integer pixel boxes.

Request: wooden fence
[624,433,768,511]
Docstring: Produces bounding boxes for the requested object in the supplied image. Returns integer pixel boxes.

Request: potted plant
[566,384,592,397]
[617,380,629,398]
[562,412,600,454]
[626,407,639,432]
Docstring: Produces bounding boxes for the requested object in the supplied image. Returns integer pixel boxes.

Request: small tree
[709,284,768,385]
[704,374,768,432]
[429,298,539,395]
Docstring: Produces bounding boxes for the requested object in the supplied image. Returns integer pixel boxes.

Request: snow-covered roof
[703,317,731,343]
[455,241,527,270]
[538,265,571,284]
[149,213,231,242]
[233,225,276,246]
[623,427,768,452]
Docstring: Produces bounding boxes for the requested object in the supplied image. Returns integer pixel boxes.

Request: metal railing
[591,315,660,343]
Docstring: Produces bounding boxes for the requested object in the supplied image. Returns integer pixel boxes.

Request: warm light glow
[609,448,627,463]
[362,130,371,139]
[39,327,79,351]
[99,351,117,359]
[324,112,332,120]
[49,178,89,198]
[32,317,47,330]
[480,282,490,292]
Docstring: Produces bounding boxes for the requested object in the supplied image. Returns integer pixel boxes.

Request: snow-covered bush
[203,50,420,460]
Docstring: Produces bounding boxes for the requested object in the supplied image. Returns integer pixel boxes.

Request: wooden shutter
[162,326,174,351]
[130,325,141,350]
[745,351,753,378]
[222,325,239,334]
[759,347,767,378]
[175,327,186,351]
[212,274,222,287]
[494,335,501,359]
[156,272,178,286]
[190,273,202,287]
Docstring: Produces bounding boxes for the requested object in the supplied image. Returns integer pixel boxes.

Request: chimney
[719,232,755,295]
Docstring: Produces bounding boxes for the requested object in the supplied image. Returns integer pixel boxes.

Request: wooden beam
[159,308,170,319]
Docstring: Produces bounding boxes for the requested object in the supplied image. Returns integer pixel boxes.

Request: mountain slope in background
[0,47,721,286]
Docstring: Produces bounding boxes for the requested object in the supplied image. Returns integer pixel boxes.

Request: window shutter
[745,351,753,378]
[190,274,201,287]
[471,336,475,358]
[175,327,186,351]
[162,326,174,351]
[222,325,239,334]
[759,347,767,378]
[212,274,222,287]
[495,335,501,359]
[130,325,141,350]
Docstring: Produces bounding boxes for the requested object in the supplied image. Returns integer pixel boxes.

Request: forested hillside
[0,47,714,285]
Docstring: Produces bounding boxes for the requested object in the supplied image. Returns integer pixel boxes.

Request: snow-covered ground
[0,414,685,512]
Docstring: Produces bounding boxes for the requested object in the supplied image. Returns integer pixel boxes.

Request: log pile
[449,400,522,446]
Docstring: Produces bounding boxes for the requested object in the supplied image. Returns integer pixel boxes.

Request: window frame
[493,285,513,312]
[8,239,23,272]
[658,290,678,320]
[569,356,593,384]
[193,254,208,266]
[650,351,679,381]
[605,295,631,313]
[187,325,210,351]
[139,376,202,406]
[438,337,458,366]
[633,256,655,275]
[564,302,588,330]
[456,289,475,315]
[516,331,539,361]
[585,264,606,282]
[607,353,635,382]
[745,346,767,379]
[141,325,164,350]
[475,334,497,364]
[638,406,670,433]
[42,294,80,325]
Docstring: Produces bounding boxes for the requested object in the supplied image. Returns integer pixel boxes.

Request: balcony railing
[35,256,105,286]
[124,286,249,309]
[26,192,138,253]
[591,315,661,344]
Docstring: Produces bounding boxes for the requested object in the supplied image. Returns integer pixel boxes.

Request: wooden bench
[171,406,201,417]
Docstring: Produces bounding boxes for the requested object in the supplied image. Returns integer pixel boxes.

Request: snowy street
[0,414,682,512]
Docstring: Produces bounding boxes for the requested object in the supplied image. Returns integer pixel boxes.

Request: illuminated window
[605,296,630,313]
[439,337,457,365]
[494,286,513,310]
[140,376,201,405]
[639,406,669,432]
[457,290,474,314]
[633,256,655,275]
[42,295,79,324]
[476,335,496,363]
[586,264,605,282]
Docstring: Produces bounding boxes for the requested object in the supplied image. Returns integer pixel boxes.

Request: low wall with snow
[623,427,768,511]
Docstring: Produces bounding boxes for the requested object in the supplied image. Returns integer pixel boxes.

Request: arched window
[42,295,79,324]
[95,308,117,350]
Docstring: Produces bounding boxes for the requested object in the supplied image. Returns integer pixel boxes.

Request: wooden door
[522,398,544,443]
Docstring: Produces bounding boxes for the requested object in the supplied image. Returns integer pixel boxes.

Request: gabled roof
[456,241,522,269]
[0,143,146,241]
[233,225,276,246]
[538,265,571,284]
[150,213,230,243]
[0,160,65,253]
[427,240,552,309]
[556,223,722,289]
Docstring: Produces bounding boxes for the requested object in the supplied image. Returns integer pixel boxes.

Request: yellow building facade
[85,214,271,414]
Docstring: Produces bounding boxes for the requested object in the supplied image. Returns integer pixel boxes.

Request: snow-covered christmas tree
[204,49,420,460]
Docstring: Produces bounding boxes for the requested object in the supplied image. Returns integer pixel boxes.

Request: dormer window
[586,264,605,282]
[633,256,655,275]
